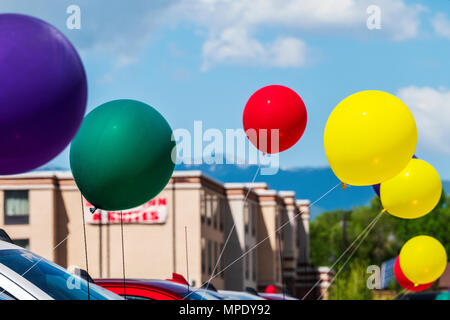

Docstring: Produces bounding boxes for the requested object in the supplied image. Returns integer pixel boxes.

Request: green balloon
[70,100,176,210]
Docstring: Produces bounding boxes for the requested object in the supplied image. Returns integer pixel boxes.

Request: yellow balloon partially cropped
[399,236,447,285]
[324,91,417,186]
[381,159,442,219]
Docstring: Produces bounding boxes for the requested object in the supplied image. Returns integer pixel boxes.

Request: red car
[95,278,223,300]
[257,285,298,300]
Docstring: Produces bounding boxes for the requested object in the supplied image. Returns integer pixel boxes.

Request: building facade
[0,170,315,296]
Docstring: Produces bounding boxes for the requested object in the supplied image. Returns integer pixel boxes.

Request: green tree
[311,192,450,268]
[310,191,450,299]
[328,261,374,300]
[392,192,450,254]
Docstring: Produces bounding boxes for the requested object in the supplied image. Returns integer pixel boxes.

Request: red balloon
[394,256,433,292]
[243,85,307,154]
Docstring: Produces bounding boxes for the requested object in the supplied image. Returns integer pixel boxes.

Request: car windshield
[0,287,15,300]
[0,249,122,300]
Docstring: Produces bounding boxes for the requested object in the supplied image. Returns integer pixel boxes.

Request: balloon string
[315,210,385,300]
[120,211,127,300]
[184,180,342,300]
[302,209,385,299]
[80,192,91,300]
[391,288,408,300]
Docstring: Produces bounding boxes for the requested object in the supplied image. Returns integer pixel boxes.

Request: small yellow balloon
[324,91,417,186]
[399,236,447,285]
[381,159,442,219]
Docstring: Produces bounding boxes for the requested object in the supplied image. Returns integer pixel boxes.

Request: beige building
[222,183,261,291]
[0,170,314,296]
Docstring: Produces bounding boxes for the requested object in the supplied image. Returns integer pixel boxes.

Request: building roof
[296,200,311,206]
[0,171,73,179]
[223,182,268,189]
[0,170,310,205]
[278,191,296,198]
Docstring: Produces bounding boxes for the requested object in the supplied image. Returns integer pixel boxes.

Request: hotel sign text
[84,198,168,225]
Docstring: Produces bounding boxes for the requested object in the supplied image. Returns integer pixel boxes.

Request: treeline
[310,190,450,299]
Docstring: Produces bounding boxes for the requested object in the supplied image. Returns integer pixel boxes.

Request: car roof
[0,240,22,251]
[95,278,192,296]
[96,279,224,299]
[0,240,53,299]
[219,290,266,300]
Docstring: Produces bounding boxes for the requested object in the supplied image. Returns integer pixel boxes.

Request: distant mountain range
[175,163,450,219]
[38,164,450,220]
[175,163,372,218]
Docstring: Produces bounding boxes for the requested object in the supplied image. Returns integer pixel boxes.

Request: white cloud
[169,0,424,69]
[201,28,306,70]
[0,0,177,75]
[432,13,450,39]
[397,86,450,154]
[0,0,425,71]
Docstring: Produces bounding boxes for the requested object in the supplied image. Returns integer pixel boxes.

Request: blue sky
[2,0,450,178]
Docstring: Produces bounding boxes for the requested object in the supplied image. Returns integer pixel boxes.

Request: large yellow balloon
[381,159,442,219]
[324,91,417,186]
[399,236,447,285]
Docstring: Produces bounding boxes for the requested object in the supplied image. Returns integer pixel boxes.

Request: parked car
[436,291,450,300]
[0,239,123,300]
[95,278,223,300]
[218,290,267,300]
[0,290,15,300]
[398,291,450,300]
[258,293,299,300]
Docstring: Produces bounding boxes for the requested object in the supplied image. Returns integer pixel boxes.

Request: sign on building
[380,257,396,289]
[84,198,168,224]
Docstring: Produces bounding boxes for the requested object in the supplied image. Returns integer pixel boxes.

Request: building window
[279,208,285,241]
[244,202,249,234]
[252,250,257,281]
[275,210,279,230]
[276,253,280,282]
[206,193,212,226]
[212,195,218,230]
[201,238,206,274]
[214,241,218,275]
[251,204,256,236]
[219,198,224,232]
[245,245,249,280]
[4,190,29,225]
[200,192,206,224]
[220,243,225,278]
[12,239,29,250]
[207,240,212,275]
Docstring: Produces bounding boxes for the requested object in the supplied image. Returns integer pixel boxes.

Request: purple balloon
[0,14,87,175]
[373,155,418,197]
[372,184,381,197]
